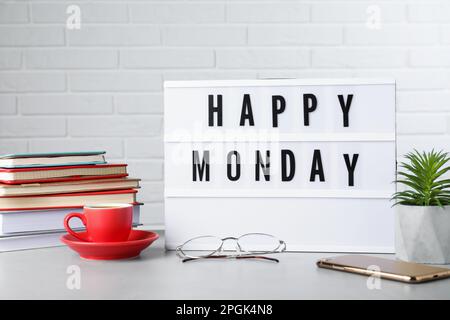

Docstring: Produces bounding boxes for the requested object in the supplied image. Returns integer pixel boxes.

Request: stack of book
[0,151,141,252]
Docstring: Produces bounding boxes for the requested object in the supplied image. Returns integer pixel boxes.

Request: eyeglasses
[175,233,286,263]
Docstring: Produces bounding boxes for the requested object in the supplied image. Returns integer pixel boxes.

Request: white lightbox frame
[164,78,396,253]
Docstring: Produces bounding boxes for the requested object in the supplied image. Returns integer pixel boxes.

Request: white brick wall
[0,0,449,229]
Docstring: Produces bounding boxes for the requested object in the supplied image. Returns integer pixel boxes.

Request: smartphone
[317,255,450,283]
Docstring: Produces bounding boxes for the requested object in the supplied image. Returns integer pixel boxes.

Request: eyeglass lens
[181,236,223,256]
[238,233,281,253]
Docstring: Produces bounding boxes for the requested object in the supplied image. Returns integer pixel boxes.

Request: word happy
[192,93,359,186]
[207,93,354,127]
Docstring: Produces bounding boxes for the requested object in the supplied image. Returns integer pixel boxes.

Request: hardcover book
[0,189,137,210]
[0,151,106,168]
[0,164,128,184]
[0,178,140,197]
[0,204,142,236]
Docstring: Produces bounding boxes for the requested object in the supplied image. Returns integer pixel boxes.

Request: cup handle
[64,212,88,242]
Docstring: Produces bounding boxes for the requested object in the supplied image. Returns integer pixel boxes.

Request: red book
[0,177,140,197]
[0,189,138,210]
[0,164,127,184]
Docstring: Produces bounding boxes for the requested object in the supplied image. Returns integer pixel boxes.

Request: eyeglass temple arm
[182,255,279,263]
[236,255,279,263]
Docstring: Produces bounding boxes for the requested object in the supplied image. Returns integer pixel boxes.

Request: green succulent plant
[392,149,450,207]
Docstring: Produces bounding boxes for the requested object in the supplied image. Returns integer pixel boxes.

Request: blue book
[0,151,106,168]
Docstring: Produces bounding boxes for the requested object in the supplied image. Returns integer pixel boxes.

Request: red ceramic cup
[64,203,133,242]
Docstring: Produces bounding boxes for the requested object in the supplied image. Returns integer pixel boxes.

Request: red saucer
[61,230,159,260]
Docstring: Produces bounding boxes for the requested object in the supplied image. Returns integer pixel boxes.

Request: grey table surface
[0,230,449,300]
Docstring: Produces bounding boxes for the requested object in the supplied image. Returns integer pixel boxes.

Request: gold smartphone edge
[317,260,450,284]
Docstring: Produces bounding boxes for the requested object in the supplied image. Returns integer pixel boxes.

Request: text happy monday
[192,93,359,187]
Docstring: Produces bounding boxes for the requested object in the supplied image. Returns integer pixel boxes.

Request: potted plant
[392,149,450,264]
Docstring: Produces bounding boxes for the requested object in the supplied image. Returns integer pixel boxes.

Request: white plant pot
[395,205,450,264]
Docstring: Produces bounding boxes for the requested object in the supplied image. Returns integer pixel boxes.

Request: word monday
[192,93,359,186]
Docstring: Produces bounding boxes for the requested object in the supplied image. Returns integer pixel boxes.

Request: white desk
[0,231,449,300]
